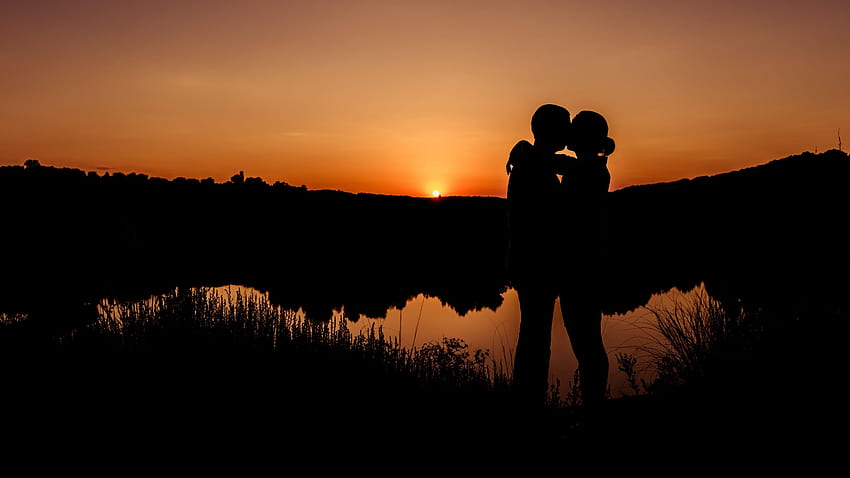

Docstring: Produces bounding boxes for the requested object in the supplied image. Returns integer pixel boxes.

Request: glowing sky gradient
[2,0,849,197]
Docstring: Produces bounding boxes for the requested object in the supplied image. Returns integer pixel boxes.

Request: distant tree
[24,159,41,169]
[231,171,245,184]
[245,176,266,187]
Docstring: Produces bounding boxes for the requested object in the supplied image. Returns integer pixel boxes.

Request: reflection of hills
[1,150,848,331]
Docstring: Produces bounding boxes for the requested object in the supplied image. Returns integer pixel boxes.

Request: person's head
[531,104,571,153]
[569,110,615,157]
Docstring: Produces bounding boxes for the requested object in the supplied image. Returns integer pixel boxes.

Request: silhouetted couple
[506,104,614,410]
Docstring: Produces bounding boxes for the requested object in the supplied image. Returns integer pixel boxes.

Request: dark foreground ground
[0,350,839,472]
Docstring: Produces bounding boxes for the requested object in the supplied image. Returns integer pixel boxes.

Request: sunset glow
[2,1,849,197]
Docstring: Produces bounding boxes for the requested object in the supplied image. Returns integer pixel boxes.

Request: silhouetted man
[506,104,571,406]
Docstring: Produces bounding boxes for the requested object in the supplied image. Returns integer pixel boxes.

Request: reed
[72,286,512,401]
[633,286,764,393]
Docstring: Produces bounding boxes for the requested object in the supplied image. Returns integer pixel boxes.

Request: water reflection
[346,285,707,399]
[0,281,755,400]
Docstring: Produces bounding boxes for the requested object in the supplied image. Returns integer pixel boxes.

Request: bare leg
[560,288,608,407]
[512,285,557,407]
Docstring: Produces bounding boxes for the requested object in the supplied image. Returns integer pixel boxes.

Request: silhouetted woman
[558,110,614,408]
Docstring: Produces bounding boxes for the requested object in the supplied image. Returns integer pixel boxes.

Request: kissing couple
[506,104,615,409]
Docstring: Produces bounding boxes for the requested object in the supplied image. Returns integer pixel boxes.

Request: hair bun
[602,137,615,156]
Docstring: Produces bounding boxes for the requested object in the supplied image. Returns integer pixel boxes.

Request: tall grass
[622,285,764,394]
[73,286,511,398]
[14,283,768,410]
[0,287,528,449]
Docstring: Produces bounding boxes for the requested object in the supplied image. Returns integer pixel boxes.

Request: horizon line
[4,148,846,198]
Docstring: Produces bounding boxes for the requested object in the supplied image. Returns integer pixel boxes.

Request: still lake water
[3,281,697,399]
[96,283,697,399]
[311,285,698,399]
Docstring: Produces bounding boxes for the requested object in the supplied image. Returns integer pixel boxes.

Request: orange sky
[2,0,848,197]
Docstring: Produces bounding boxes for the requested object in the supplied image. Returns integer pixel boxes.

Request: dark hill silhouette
[605,149,849,318]
[1,150,847,339]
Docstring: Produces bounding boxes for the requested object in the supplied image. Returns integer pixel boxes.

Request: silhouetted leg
[560,283,608,407]
[512,284,557,407]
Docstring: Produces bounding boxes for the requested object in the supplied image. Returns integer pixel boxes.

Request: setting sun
[431,190,441,198]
